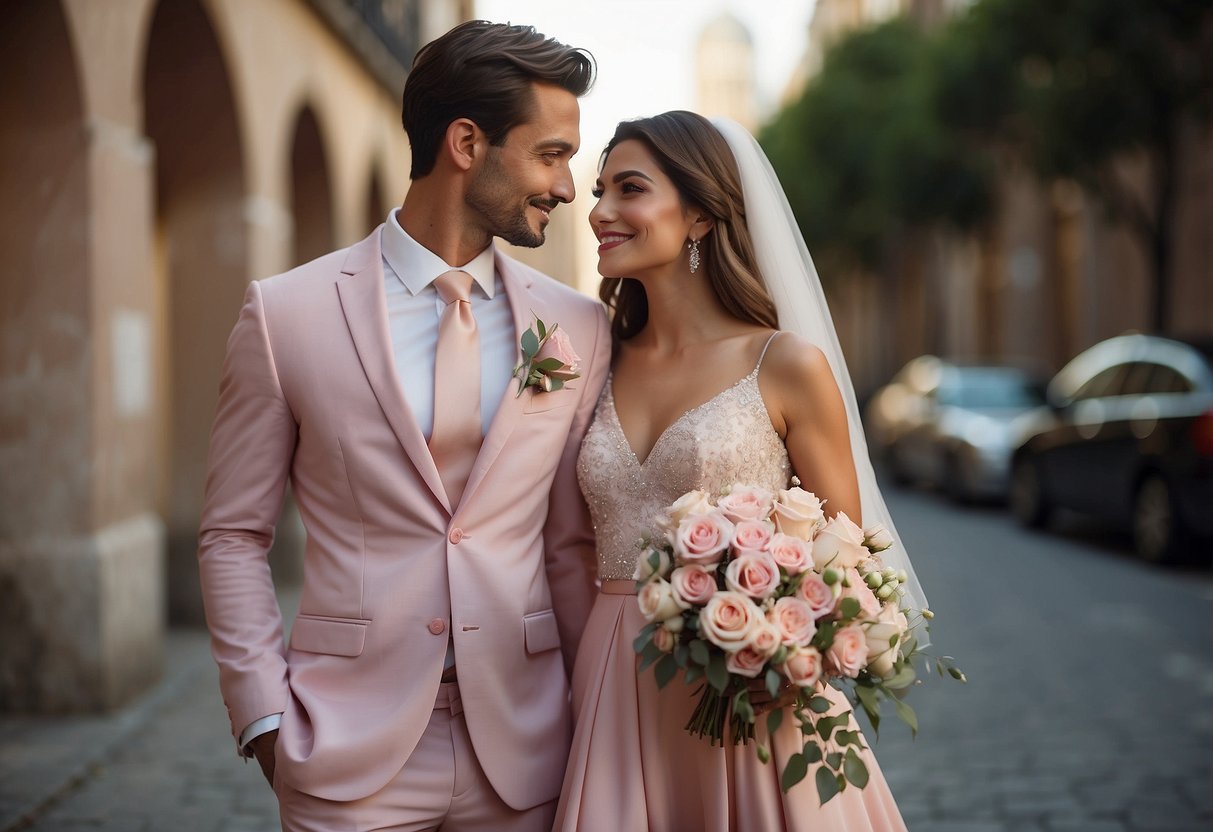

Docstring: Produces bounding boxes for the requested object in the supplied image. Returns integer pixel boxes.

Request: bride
[553,111,923,831]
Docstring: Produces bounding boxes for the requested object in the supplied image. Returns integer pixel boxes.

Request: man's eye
[591,187,604,198]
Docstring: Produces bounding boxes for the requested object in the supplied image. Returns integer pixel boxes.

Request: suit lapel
[336,229,452,515]
[458,252,540,507]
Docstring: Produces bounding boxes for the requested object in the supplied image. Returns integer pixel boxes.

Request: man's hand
[747,677,797,717]
[249,729,279,787]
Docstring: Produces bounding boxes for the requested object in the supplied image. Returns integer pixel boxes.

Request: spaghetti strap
[753,331,782,374]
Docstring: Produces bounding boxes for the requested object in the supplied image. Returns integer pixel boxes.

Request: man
[197,21,609,831]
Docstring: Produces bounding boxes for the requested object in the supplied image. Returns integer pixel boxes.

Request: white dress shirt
[239,211,517,754]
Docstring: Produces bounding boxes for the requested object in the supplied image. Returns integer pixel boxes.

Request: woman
[554,112,922,831]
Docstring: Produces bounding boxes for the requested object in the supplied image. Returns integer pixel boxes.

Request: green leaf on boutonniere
[536,317,547,340]
[533,357,566,372]
[521,327,539,360]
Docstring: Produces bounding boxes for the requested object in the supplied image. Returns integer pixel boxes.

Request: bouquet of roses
[633,479,963,804]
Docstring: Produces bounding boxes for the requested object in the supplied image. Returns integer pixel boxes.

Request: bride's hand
[747,677,797,716]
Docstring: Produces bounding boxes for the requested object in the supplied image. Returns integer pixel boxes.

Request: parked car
[1009,334,1213,563]
[865,356,1047,502]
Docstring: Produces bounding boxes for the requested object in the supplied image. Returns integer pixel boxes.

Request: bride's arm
[761,333,862,522]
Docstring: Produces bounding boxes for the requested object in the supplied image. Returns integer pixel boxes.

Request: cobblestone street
[2,488,1211,831]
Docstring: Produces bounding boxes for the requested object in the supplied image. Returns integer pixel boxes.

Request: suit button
[448,528,464,544]
[428,619,446,635]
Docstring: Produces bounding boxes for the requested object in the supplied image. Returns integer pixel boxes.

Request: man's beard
[467,153,551,248]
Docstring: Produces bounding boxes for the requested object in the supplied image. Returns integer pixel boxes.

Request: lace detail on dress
[577,334,791,581]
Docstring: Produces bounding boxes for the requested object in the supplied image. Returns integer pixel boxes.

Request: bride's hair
[597,111,779,342]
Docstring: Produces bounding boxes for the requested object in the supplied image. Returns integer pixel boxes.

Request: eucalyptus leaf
[632,622,660,654]
[765,668,783,699]
[781,753,808,792]
[894,697,918,737]
[689,639,710,666]
[683,664,704,685]
[655,654,678,689]
[549,378,565,392]
[808,695,833,714]
[839,597,861,619]
[844,748,869,788]
[815,766,840,804]
[534,357,566,372]
[803,741,823,763]
[673,643,690,669]
[825,751,843,769]
[638,641,664,672]
[767,707,784,736]
[536,318,547,340]
[883,667,916,690]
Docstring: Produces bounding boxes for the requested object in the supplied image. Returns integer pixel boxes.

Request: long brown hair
[597,111,778,342]
[402,21,595,179]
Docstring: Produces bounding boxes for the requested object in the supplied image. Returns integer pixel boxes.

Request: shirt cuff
[239,713,282,757]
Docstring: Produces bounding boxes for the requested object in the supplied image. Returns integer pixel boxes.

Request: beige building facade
[0,0,471,712]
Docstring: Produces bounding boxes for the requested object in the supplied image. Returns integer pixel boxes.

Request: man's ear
[443,118,482,172]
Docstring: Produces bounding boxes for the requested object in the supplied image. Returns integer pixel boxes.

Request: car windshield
[940,370,1044,409]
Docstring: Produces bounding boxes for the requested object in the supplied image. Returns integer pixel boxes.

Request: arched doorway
[289,106,335,265]
[144,0,248,624]
[0,0,91,710]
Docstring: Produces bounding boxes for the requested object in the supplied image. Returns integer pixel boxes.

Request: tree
[941,0,1213,334]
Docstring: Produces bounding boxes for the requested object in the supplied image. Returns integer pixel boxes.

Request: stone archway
[144,0,249,625]
[0,0,94,710]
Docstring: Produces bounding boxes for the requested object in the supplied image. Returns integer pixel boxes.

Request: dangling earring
[688,238,701,274]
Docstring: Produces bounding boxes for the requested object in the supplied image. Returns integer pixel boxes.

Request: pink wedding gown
[554,337,907,831]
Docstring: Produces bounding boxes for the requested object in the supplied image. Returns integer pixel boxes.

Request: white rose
[771,487,826,540]
[657,489,714,534]
[634,547,672,581]
[864,603,908,678]
[637,578,688,622]
[863,524,894,553]
[812,511,868,571]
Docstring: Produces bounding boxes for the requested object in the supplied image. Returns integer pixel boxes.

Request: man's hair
[401,20,595,179]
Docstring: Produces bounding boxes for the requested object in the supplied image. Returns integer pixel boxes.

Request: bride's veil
[711,117,930,632]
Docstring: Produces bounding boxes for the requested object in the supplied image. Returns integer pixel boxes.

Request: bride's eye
[622,182,644,194]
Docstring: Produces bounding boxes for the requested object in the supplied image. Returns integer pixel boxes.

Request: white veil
[711,117,929,631]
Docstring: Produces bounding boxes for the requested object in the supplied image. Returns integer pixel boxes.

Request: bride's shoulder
[760,332,842,410]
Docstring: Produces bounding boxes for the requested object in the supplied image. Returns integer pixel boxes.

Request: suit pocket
[522,609,561,655]
[289,614,369,657]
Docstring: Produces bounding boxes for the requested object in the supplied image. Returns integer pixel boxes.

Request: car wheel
[1133,474,1184,563]
[1010,456,1050,528]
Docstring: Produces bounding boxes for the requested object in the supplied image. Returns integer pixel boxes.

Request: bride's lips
[597,232,633,253]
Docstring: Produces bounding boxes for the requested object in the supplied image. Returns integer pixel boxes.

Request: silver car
[865,356,1046,502]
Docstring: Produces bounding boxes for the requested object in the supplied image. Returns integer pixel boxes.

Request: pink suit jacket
[197,226,610,809]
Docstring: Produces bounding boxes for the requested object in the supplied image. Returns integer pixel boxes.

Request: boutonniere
[513,316,582,396]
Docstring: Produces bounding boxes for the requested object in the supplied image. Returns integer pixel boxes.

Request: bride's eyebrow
[611,170,654,183]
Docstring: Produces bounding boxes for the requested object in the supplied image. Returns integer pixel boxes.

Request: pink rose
[769,533,813,575]
[535,327,581,380]
[826,624,868,678]
[724,553,781,600]
[797,571,838,618]
[726,646,768,678]
[670,565,718,606]
[749,618,783,659]
[812,512,868,571]
[781,647,824,688]
[652,626,677,653]
[716,486,774,524]
[697,591,761,653]
[771,487,826,540]
[674,511,734,567]
[637,578,688,622]
[731,519,774,556]
[840,567,881,619]
[769,597,817,647]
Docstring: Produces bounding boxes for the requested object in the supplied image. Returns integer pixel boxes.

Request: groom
[197,20,608,831]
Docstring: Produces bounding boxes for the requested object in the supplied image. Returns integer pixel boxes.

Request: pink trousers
[275,682,557,832]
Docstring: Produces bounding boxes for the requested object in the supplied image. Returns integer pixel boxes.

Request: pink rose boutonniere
[513,317,581,396]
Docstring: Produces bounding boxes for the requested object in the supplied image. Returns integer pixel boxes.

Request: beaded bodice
[577,337,791,581]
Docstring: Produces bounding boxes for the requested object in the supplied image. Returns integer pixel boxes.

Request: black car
[1009,334,1213,563]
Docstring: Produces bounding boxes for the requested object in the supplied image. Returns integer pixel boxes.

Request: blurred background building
[0,0,472,712]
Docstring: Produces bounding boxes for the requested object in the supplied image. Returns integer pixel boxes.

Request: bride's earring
[687,238,701,274]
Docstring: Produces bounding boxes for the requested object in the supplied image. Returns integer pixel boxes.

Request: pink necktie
[429,270,482,506]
